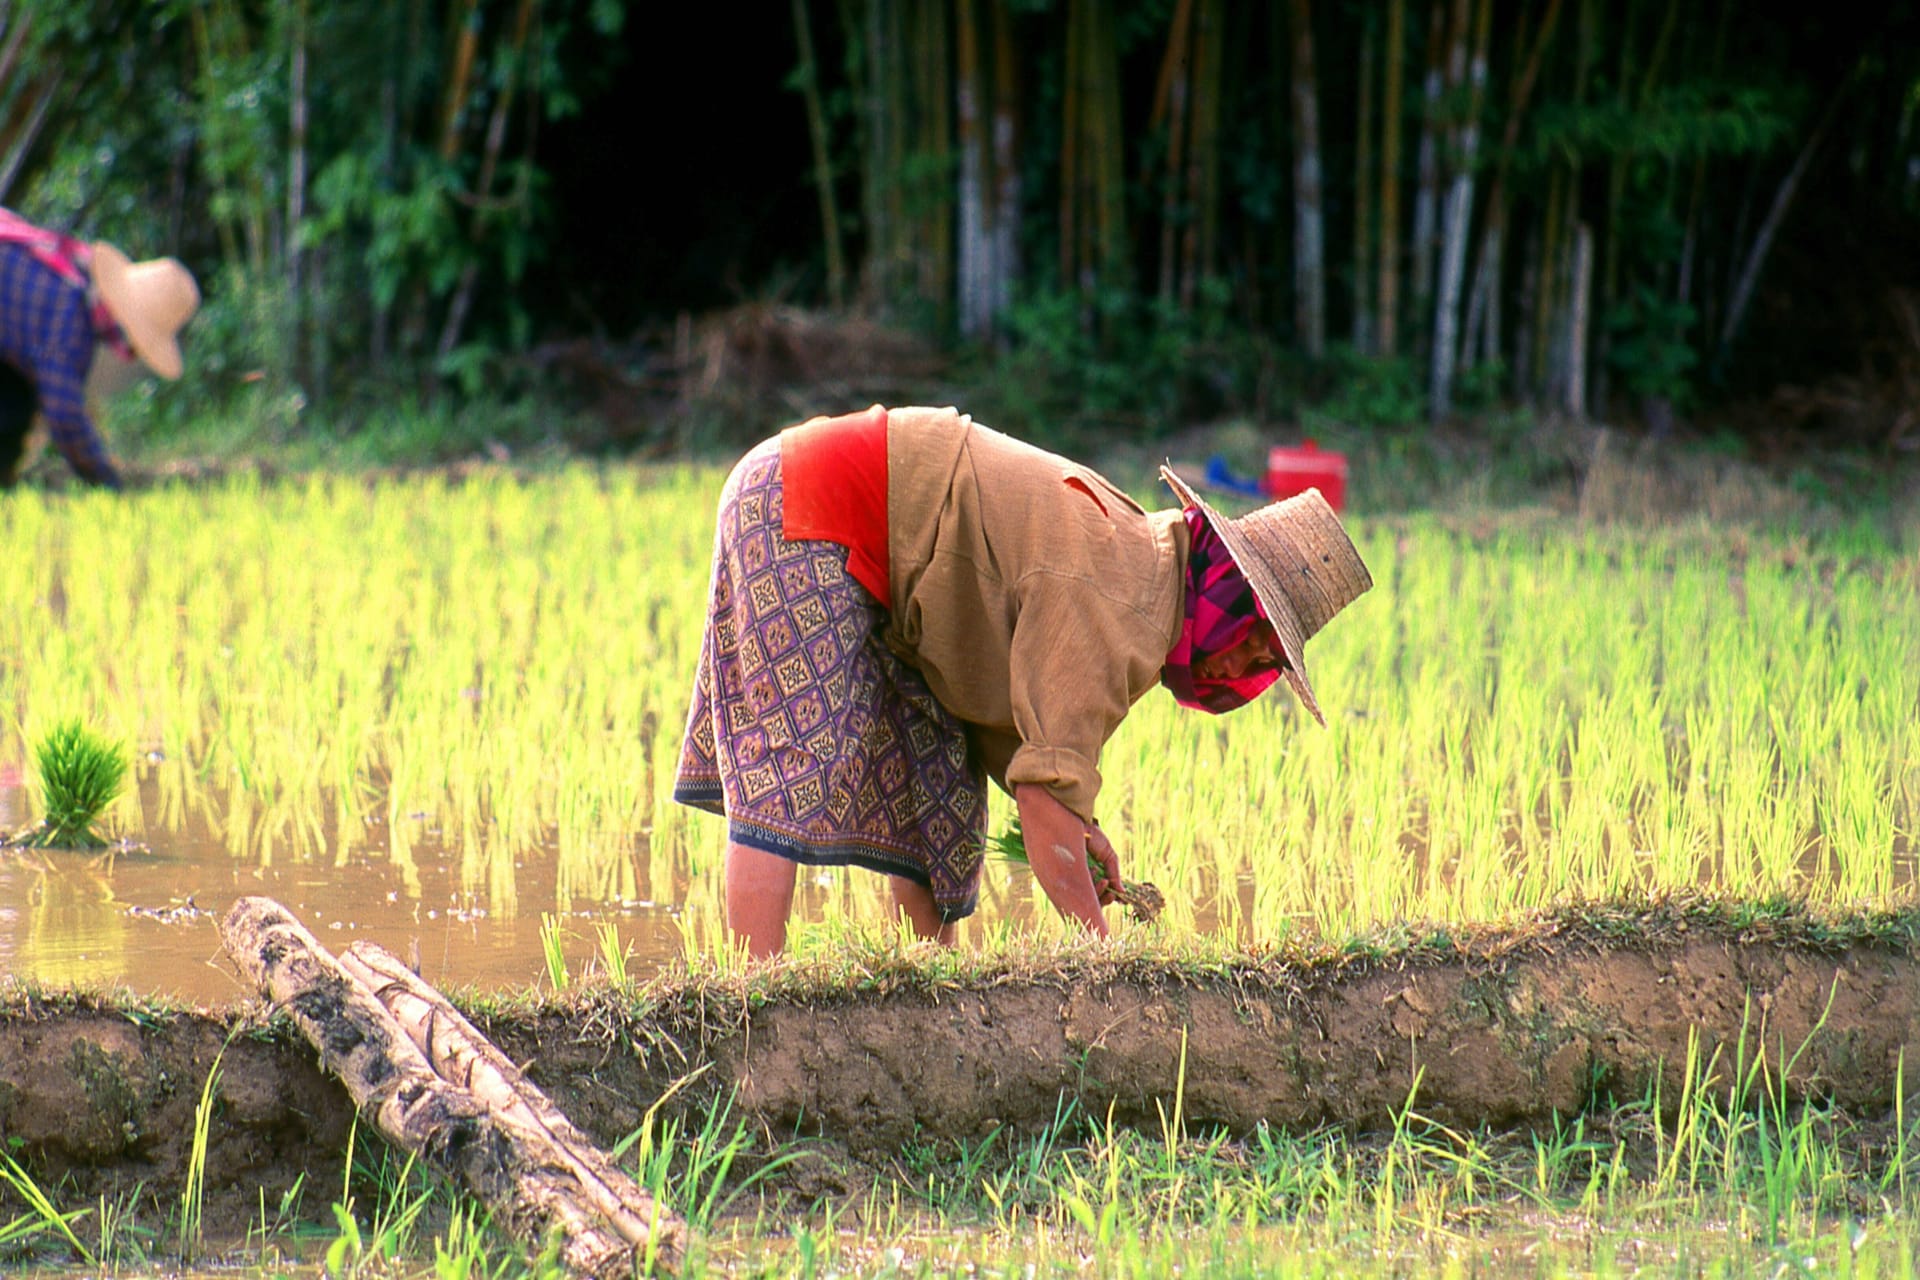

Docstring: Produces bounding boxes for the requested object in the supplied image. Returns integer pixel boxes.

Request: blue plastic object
[1203,453,1266,497]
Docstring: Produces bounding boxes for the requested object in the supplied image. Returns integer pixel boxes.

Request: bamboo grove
[0,2,1911,435]
[809,0,1913,427]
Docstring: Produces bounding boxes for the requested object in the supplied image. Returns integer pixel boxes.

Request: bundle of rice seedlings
[16,719,128,849]
[988,819,1166,924]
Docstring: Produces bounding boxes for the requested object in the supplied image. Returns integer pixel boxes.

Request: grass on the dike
[5,957,1920,1278]
[5,895,1920,1276]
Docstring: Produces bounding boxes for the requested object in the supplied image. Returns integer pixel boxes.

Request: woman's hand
[1085,821,1123,906]
[1012,783,1109,938]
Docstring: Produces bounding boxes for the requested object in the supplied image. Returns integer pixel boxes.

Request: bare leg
[890,876,958,946]
[725,842,799,960]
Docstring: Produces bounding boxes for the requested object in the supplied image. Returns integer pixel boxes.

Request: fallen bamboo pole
[338,940,672,1253]
[219,896,684,1277]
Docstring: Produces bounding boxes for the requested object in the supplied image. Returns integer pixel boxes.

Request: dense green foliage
[3,1,1917,458]
[6,0,625,442]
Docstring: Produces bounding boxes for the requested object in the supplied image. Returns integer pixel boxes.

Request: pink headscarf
[1160,508,1280,713]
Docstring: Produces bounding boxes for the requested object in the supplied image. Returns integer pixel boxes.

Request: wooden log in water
[337,940,676,1255]
[218,895,684,1277]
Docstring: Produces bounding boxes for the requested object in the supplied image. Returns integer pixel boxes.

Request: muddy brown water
[2,772,752,1003]
[0,847,664,1005]
[4,763,1909,1007]
[0,770,1099,1005]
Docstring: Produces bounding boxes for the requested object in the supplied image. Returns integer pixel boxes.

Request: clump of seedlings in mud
[5,718,128,850]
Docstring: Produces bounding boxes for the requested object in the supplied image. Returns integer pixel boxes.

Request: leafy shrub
[1605,285,1699,408]
[1311,345,1426,428]
[984,281,1263,445]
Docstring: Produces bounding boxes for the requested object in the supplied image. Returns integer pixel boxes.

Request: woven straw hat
[91,242,199,380]
[1161,464,1373,725]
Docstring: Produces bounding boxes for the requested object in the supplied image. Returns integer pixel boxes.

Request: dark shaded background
[527,12,818,338]
[526,2,1920,416]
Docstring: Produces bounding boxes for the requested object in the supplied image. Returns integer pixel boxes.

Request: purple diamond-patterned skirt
[673,438,987,921]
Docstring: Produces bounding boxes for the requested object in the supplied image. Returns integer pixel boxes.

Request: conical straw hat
[90,242,199,380]
[1160,464,1372,726]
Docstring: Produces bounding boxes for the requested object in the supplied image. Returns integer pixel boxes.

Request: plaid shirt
[0,241,119,485]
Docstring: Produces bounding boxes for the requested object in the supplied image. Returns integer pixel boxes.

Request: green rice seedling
[1529,1113,1602,1202]
[907,1127,1005,1216]
[5,467,1919,990]
[432,1199,570,1280]
[326,1147,436,1279]
[786,1208,836,1279]
[0,1204,56,1252]
[339,1112,360,1211]
[626,1086,802,1231]
[247,1170,307,1256]
[88,1187,156,1274]
[974,1094,1082,1221]
[1651,1028,1717,1199]
[1056,1102,1131,1248]
[1884,1051,1911,1203]
[1150,1028,1192,1226]
[539,913,570,991]
[430,1202,489,1280]
[595,920,631,987]
[0,1149,95,1263]
[0,1201,64,1256]
[1752,980,1847,1238]
[13,1017,1920,1280]
[322,1198,368,1279]
[19,718,128,849]
[176,1044,225,1261]
[366,1165,437,1270]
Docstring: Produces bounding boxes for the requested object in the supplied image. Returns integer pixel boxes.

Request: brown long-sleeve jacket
[882,406,1188,819]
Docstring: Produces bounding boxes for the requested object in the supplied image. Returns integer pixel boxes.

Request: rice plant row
[1,469,1913,953]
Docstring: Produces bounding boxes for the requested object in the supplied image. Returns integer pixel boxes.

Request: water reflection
[0,847,128,990]
[0,769,701,1005]
[0,760,1084,1004]
[4,762,1912,1006]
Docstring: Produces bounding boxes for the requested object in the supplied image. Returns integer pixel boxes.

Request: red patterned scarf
[1161,507,1280,713]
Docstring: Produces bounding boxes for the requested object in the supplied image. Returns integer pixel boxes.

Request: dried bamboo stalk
[219,896,684,1278]
[337,940,673,1255]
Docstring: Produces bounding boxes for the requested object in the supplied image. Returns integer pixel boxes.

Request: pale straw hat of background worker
[91,242,200,381]
[1160,464,1373,726]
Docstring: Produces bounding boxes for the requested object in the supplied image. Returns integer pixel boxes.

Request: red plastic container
[1265,439,1349,511]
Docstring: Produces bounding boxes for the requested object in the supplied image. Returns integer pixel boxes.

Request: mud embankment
[2,900,1916,1234]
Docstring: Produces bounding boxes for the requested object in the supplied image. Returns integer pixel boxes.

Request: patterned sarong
[673,437,987,920]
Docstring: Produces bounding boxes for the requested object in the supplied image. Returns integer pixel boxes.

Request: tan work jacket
[883,406,1188,819]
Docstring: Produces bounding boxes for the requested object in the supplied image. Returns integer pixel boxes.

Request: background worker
[675,404,1374,959]
[0,207,200,490]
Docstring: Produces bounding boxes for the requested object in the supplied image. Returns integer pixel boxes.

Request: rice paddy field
[1,452,1918,1277]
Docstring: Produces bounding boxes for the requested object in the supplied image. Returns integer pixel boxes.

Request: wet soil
[2,898,1916,1240]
